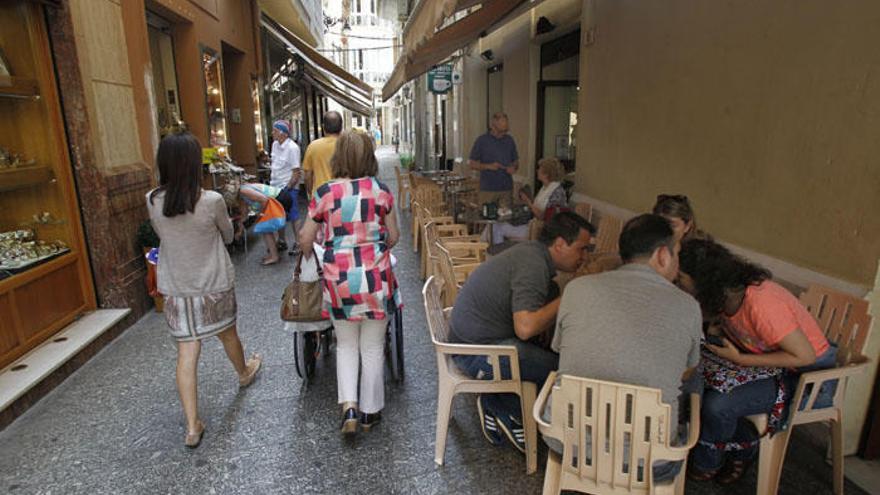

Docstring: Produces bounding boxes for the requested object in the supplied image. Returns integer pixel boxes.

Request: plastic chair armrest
[533,371,557,429]
[434,342,521,382]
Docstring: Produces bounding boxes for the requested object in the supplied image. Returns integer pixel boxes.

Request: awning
[382,0,528,101]
[259,0,320,46]
[262,14,374,116]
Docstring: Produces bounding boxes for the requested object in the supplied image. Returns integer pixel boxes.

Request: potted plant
[137,219,163,312]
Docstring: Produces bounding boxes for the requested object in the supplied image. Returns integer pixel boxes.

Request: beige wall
[577,0,880,286]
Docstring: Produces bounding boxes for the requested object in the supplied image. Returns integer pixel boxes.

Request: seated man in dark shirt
[449,212,594,452]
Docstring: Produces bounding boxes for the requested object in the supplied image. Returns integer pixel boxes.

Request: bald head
[323,111,342,135]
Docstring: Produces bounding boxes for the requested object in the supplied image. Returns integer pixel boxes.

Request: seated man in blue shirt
[449,212,595,453]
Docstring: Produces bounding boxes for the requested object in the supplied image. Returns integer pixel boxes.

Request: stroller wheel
[294,332,317,379]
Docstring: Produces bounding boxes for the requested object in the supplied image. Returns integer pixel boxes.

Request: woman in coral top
[678,239,835,484]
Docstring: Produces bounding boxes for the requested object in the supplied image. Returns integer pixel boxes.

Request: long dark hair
[149,132,203,217]
[679,238,772,316]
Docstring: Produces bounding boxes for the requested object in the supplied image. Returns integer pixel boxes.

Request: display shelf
[0,165,54,192]
[0,76,40,100]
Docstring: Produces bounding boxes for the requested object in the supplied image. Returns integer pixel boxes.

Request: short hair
[331,130,378,179]
[618,214,676,263]
[323,111,343,134]
[537,157,565,182]
[491,112,508,121]
[539,211,595,246]
[150,131,203,217]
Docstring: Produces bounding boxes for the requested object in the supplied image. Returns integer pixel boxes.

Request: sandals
[184,420,205,448]
[260,257,279,266]
[717,458,754,485]
[238,353,263,388]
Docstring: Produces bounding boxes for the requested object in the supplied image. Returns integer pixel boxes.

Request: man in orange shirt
[303,111,342,198]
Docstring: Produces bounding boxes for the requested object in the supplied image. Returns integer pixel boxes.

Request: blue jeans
[691,345,838,471]
[453,338,558,423]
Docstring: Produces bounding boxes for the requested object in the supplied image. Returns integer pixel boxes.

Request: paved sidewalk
[0,145,863,494]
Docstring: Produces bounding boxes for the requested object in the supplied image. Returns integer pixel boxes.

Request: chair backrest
[594,214,623,255]
[799,284,872,365]
[546,374,678,493]
[435,243,460,307]
[423,221,442,276]
[574,202,593,223]
[528,218,544,241]
[423,276,451,345]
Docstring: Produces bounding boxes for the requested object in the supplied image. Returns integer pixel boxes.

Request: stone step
[0,309,130,412]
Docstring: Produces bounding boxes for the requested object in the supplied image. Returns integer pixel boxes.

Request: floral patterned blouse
[309,176,401,321]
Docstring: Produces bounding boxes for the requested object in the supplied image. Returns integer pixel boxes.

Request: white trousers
[333,318,387,414]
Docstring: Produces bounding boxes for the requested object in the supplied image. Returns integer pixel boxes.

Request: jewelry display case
[202,47,229,153]
[0,1,96,369]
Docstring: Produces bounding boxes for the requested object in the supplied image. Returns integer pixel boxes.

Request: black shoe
[340,407,359,434]
[360,411,382,431]
[288,245,301,256]
[476,395,503,446]
[276,240,288,251]
[496,412,526,454]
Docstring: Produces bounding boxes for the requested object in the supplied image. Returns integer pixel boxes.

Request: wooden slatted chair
[416,205,458,276]
[435,242,484,306]
[574,201,593,223]
[422,276,539,474]
[593,214,623,256]
[422,220,482,280]
[411,187,446,252]
[747,284,872,495]
[534,371,700,495]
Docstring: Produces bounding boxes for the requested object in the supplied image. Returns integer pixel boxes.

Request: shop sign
[428,65,453,94]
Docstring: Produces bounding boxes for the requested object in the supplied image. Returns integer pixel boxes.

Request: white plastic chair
[422,276,538,474]
[534,371,700,495]
[747,284,872,494]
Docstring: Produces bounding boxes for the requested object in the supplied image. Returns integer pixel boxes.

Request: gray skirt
[164,288,237,342]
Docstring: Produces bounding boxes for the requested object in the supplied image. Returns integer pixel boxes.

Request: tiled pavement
[0,146,865,494]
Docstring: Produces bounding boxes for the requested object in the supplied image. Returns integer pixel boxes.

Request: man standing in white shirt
[270,120,302,255]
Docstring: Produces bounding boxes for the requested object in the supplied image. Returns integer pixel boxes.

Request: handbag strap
[293,251,323,279]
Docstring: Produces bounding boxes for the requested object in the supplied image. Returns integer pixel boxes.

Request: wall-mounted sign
[428,65,453,94]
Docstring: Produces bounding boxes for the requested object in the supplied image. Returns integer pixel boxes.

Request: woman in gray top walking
[147,131,262,448]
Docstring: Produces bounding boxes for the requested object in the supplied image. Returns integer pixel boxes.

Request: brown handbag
[280,254,325,322]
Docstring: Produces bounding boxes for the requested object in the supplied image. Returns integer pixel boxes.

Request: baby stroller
[286,245,404,382]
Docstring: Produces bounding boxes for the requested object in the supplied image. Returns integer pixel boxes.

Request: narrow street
[0,147,862,494]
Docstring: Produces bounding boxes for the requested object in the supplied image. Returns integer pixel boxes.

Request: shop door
[536,81,578,175]
[146,12,180,138]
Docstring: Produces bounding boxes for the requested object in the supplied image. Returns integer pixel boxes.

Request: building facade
[0,0,325,424]
[386,0,880,460]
